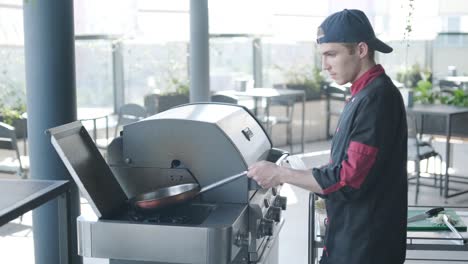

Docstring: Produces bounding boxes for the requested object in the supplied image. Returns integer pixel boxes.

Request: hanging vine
[403,0,415,70]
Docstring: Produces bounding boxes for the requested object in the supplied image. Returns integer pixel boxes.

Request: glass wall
[123,41,188,104]
[0,1,25,119]
[75,40,114,108]
[0,46,25,110]
[210,37,253,91]
[262,40,317,87]
[3,0,468,115]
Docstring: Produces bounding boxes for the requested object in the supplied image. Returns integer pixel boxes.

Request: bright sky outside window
[0,3,22,45]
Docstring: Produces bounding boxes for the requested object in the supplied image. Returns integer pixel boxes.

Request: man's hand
[247,159,324,194]
[247,161,285,189]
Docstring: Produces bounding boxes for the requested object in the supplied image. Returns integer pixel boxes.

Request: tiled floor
[2,140,468,263]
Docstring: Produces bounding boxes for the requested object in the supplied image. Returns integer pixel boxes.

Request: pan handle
[200,153,289,194]
[199,171,247,194]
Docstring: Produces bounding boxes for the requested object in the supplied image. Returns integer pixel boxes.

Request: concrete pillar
[189,0,210,102]
[23,0,81,263]
[253,38,263,87]
[113,41,125,112]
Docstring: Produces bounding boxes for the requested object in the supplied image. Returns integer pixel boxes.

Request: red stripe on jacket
[323,141,378,195]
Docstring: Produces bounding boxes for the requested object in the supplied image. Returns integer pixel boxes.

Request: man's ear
[357,42,369,59]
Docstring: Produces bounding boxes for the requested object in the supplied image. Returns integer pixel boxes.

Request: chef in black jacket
[247,9,408,264]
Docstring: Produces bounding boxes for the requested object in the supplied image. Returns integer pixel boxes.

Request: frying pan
[130,153,289,210]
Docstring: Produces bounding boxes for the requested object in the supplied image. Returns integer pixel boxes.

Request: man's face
[318,43,361,85]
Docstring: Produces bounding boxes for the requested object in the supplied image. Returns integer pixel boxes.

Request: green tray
[407,209,467,231]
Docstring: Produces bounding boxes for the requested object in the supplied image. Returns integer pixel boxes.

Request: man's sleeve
[312,93,396,200]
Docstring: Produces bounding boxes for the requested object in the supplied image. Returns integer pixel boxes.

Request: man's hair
[341,43,375,61]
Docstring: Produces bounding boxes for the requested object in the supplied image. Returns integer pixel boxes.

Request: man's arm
[281,166,324,194]
[247,161,324,194]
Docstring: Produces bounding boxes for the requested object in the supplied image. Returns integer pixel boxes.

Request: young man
[247,9,408,264]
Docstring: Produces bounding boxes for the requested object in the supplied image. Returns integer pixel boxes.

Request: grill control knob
[271,187,278,196]
[274,195,288,210]
[234,232,250,247]
[259,218,274,237]
[267,206,282,222]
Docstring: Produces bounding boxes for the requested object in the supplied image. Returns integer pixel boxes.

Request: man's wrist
[278,166,289,184]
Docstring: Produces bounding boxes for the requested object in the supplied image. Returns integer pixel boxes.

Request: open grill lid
[48,121,127,219]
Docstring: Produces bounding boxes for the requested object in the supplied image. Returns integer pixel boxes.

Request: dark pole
[189,0,210,102]
[23,1,81,264]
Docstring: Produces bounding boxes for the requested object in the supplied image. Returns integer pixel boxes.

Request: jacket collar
[350,64,385,96]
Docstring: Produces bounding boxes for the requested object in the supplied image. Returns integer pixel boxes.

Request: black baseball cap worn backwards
[317,9,393,53]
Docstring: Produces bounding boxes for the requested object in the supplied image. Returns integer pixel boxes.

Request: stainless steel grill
[49,103,293,264]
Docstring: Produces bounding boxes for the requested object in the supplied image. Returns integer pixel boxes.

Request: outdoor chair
[91,103,147,151]
[144,93,159,115]
[258,96,295,152]
[211,94,239,104]
[0,121,28,179]
[407,113,443,204]
[114,103,148,138]
[324,82,350,139]
[94,103,147,152]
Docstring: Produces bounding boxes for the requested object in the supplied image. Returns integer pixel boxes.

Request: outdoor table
[0,179,72,263]
[441,76,468,89]
[308,193,468,263]
[407,104,468,198]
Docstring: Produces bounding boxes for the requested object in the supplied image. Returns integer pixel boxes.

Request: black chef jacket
[313,67,408,264]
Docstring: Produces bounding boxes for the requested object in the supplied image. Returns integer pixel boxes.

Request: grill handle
[275,153,289,166]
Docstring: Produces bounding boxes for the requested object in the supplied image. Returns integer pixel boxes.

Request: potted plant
[414,80,435,104]
[411,78,468,137]
[397,64,432,107]
[144,77,190,114]
[157,77,190,112]
[277,64,324,100]
[0,83,27,139]
[143,58,190,115]
[396,63,425,89]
